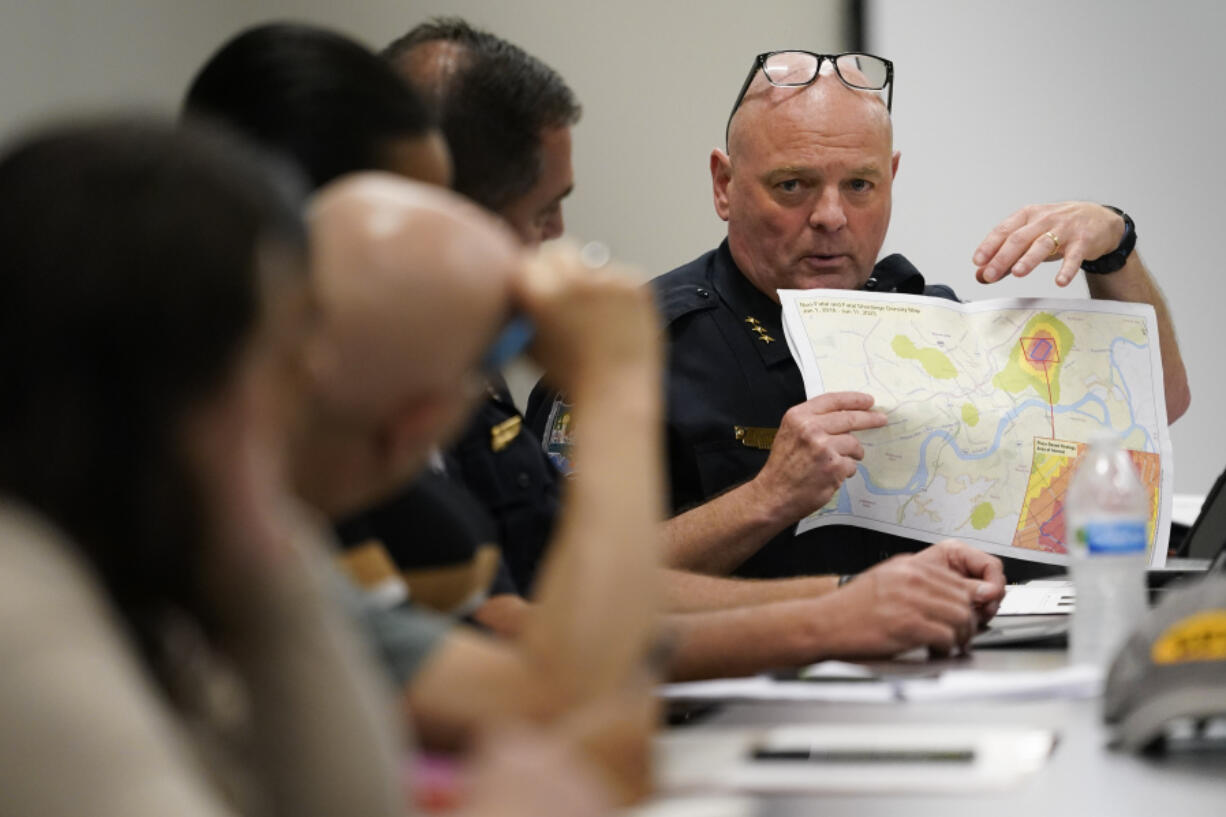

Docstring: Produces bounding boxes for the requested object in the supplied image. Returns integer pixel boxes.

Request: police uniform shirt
[336,468,517,621]
[651,240,958,578]
[444,373,560,597]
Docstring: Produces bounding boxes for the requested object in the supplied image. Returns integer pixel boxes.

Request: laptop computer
[1175,466,1226,566]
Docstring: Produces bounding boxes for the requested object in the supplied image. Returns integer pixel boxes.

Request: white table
[665,644,1226,816]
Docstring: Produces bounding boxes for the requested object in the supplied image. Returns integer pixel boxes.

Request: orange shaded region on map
[1012,438,1162,555]
[1020,331,1060,375]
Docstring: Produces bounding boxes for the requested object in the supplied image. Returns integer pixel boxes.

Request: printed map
[778,291,1172,566]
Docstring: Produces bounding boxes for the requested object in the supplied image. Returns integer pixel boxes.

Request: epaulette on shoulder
[923,283,960,303]
[652,277,719,326]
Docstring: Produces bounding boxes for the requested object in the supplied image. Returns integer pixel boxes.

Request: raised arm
[972,202,1190,422]
[510,244,664,700]
[403,245,663,801]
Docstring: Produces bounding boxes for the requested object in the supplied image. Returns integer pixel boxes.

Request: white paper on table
[660,665,1102,705]
[797,660,879,680]
[900,664,1104,702]
[778,290,1172,569]
[659,675,898,704]
[995,582,1075,615]
[654,724,1056,795]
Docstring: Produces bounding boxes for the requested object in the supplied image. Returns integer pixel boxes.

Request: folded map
[779,290,1171,566]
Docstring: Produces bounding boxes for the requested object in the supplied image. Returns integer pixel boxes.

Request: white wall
[868,0,1223,494]
[0,0,849,278]
[0,0,850,405]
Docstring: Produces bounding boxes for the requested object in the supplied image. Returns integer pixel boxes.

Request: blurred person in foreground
[0,120,411,817]
[0,119,614,817]
[301,173,664,801]
[184,26,663,804]
[183,22,514,619]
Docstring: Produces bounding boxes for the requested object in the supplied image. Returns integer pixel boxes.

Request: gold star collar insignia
[745,317,775,344]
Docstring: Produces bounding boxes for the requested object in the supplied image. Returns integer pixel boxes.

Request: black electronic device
[1181,466,1226,568]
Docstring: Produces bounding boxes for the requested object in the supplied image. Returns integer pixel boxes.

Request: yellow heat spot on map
[993,313,1074,403]
[970,502,995,530]
[891,335,957,379]
[961,403,980,427]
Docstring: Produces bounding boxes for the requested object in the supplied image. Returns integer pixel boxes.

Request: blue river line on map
[836,334,1155,501]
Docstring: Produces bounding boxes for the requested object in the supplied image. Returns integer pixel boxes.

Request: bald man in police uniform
[647,51,1190,580]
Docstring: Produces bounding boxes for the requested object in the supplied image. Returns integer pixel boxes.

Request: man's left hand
[972,201,1126,287]
[912,539,1006,623]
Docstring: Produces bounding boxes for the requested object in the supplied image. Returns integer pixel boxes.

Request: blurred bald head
[298,173,520,515]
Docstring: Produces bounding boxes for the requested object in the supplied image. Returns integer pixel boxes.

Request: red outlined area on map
[1021,335,1060,439]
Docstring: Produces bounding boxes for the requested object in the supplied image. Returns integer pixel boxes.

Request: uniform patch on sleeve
[542,398,575,476]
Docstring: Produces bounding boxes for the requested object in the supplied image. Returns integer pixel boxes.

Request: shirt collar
[710,241,793,368]
[711,244,929,368]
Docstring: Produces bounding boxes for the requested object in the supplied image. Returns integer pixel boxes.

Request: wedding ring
[1044,231,1061,258]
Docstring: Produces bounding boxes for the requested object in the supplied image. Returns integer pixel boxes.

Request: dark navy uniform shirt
[444,374,560,596]
[651,240,958,578]
[335,468,518,598]
[340,374,562,604]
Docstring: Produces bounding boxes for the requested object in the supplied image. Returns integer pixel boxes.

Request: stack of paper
[996,581,1075,615]
[660,675,897,704]
[901,665,1103,702]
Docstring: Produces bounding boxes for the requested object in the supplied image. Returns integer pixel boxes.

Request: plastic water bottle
[1066,434,1150,669]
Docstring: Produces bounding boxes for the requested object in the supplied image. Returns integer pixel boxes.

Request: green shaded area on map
[970,502,996,531]
[992,312,1074,403]
[891,335,957,379]
[961,402,980,427]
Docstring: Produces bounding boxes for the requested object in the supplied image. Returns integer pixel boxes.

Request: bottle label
[1077,520,1147,555]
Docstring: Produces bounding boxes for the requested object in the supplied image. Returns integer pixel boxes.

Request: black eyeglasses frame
[725,50,894,142]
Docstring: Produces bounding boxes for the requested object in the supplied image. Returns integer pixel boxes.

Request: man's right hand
[826,554,980,657]
[513,243,660,395]
[749,392,888,521]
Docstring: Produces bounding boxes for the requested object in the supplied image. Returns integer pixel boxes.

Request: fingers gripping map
[779,291,1172,566]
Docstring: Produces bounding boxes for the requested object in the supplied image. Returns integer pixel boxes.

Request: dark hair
[0,118,306,667]
[184,22,434,189]
[383,17,581,211]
